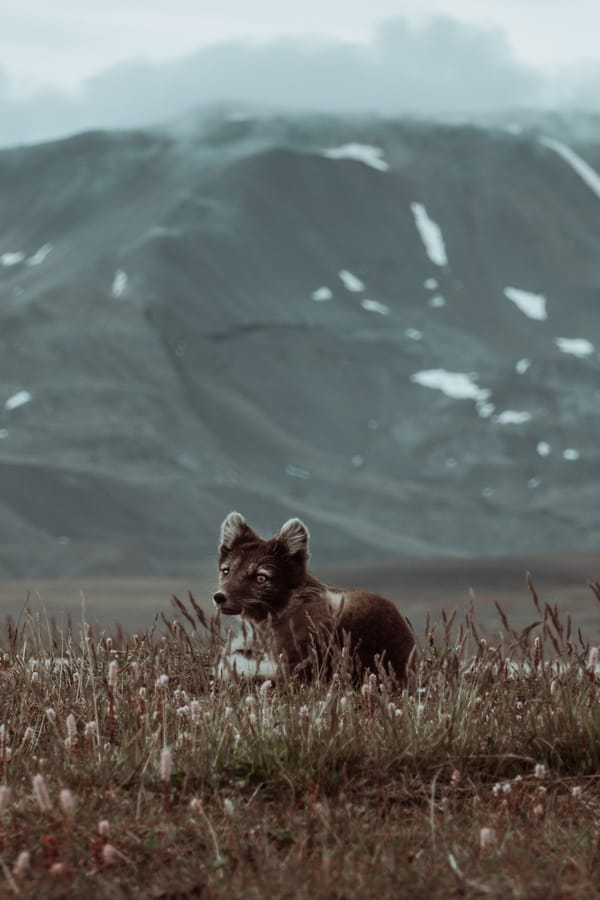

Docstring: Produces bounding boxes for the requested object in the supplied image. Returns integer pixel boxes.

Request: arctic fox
[214,512,415,683]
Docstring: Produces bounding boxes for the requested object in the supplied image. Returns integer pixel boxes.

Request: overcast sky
[1,1,600,146]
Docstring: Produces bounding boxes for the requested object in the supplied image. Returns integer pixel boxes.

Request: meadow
[0,580,599,898]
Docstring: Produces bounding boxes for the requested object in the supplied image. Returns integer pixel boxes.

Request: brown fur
[214,512,416,683]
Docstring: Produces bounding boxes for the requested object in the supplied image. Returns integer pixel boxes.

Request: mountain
[1,110,599,576]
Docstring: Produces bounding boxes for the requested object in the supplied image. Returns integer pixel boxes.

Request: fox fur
[213,512,415,683]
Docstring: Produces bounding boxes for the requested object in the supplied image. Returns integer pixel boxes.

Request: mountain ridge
[1,111,599,576]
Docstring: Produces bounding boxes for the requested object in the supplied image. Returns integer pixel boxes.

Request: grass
[0,580,599,898]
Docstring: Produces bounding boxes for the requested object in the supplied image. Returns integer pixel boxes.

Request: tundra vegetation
[0,580,599,898]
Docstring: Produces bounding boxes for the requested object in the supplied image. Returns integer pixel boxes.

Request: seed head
[0,785,11,816]
[102,843,118,865]
[50,862,68,876]
[32,773,52,814]
[160,748,173,782]
[479,827,496,849]
[13,851,30,877]
[107,660,118,691]
[59,789,75,819]
[66,714,77,741]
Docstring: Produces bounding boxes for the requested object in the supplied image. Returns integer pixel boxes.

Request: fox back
[213,512,416,682]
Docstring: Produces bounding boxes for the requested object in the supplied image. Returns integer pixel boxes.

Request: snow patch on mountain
[338,269,365,292]
[504,286,547,321]
[410,369,489,402]
[495,410,533,425]
[26,243,53,267]
[322,144,389,172]
[112,270,128,298]
[5,390,32,411]
[1,251,25,267]
[311,286,333,302]
[540,135,600,201]
[555,337,594,358]
[361,299,389,315]
[410,203,448,268]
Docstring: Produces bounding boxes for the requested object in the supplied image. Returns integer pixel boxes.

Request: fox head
[213,512,310,621]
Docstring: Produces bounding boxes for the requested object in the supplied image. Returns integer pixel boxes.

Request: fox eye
[220,566,230,577]
[255,573,268,584]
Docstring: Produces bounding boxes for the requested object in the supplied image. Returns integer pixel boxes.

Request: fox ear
[219,511,250,551]
[278,518,310,560]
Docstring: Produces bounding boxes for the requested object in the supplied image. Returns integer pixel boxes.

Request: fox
[213,511,416,683]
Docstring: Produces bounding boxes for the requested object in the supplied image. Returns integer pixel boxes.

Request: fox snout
[212,590,243,615]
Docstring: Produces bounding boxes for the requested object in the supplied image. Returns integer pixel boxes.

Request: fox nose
[213,591,227,606]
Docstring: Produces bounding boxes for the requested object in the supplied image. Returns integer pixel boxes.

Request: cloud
[0,16,594,147]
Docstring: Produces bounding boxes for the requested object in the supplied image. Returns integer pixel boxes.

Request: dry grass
[0,581,599,898]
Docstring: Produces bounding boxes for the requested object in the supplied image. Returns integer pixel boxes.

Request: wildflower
[0,786,11,816]
[13,851,30,878]
[84,721,97,737]
[102,843,118,865]
[98,819,110,837]
[156,674,169,689]
[502,783,512,795]
[189,797,202,814]
[534,763,547,779]
[260,679,273,696]
[244,696,256,708]
[451,770,461,788]
[138,687,146,701]
[532,803,544,818]
[190,700,200,719]
[223,798,235,817]
[571,785,582,799]
[107,660,118,691]
[479,827,496,849]
[588,647,599,670]
[59,789,75,819]
[492,783,502,798]
[160,748,173,782]
[31,671,39,684]
[45,708,56,723]
[32,773,52,814]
